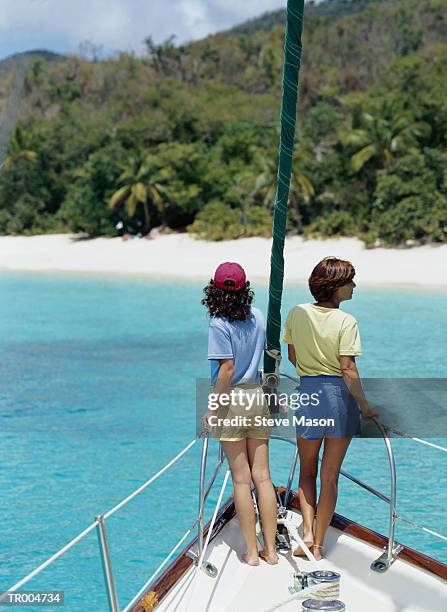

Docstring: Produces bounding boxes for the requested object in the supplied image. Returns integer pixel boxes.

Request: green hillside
[0,0,445,245]
[226,0,387,36]
[0,50,64,163]
[0,50,63,74]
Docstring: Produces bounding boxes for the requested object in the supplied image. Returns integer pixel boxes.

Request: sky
[0,0,289,61]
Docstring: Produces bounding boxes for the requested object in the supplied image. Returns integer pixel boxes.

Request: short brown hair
[309,257,355,302]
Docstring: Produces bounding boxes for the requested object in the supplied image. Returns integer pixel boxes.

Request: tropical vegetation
[0,0,445,246]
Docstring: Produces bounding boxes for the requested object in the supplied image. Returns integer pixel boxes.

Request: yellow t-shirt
[283,303,362,377]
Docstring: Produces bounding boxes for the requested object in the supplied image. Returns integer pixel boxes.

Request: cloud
[0,0,287,60]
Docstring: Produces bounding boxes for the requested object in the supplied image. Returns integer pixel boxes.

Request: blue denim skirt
[292,375,361,440]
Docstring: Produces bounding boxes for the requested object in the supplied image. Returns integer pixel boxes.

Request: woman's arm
[214,358,235,395]
[287,344,297,368]
[204,358,234,428]
[339,356,378,419]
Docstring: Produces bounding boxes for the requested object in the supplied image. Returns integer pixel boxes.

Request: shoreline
[0,233,446,288]
[3,266,447,292]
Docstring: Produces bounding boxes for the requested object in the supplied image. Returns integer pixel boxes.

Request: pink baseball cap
[213,262,247,291]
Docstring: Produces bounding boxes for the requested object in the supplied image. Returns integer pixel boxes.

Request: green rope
[264,0,305,378]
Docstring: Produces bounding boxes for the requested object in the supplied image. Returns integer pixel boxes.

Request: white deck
[157,508,447,612]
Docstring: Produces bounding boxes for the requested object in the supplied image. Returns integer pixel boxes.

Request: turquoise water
[0,272,446,611]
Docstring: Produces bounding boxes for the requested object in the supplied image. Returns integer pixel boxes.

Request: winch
[302,599,346,611]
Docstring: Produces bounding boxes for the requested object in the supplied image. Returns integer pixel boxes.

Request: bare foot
[241,552,260,566]
[292,539,314,557]
[259,549,279,565]
[311,544,323,561]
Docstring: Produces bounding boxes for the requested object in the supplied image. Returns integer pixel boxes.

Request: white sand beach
[0,233,445,287]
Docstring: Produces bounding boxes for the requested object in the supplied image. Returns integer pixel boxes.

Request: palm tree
[3,126,37,171]
[250,152,278,208]
[108,155,166,234]
[339,111,431,172]
[289,150,315,233]
[251,148,314,233]
[225,172,254,227]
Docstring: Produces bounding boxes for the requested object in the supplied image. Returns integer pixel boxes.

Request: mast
[263,0,306,388]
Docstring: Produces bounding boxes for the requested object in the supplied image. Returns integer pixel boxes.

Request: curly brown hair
[309,256,356,302]
[201,280,254,321]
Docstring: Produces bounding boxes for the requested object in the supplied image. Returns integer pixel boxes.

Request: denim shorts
[293,375,361,440]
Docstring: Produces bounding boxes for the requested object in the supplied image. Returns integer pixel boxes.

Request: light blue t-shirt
[208,306,266,385]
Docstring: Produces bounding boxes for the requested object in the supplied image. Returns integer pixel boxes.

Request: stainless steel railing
[0,439,199,611]
[0,436,228,612]
[195,421,401,575]
[278,370,402,571]
[3,388,446,610]
[271,418,402,572]
[195,365,403,576]
[197,438,225,558]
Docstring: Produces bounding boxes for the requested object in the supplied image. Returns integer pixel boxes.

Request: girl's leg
[222,439,259,565]
[295,438,323,554]
[247,438,278,565]
[314,437,351,560]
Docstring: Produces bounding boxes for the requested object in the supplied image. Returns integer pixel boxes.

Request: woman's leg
[247,438,278,564]
[295,438,323,554]
[314,436,351,560]
[222,439,259,565]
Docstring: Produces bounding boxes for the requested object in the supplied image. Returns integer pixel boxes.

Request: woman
[283,256,377,561]
[202,262,278,566]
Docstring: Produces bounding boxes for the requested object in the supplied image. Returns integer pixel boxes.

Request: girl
[202,262,278,566]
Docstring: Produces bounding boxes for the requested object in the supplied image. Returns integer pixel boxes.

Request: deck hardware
[96,514,120,612]
[308,570,341,584]
[197,435,209,558]
[283,445,299,510]
[302,599,346,611]
[275,523,291,551]
[289,571,309,594]
[371,542,404,572]
[186,550,198,562]
[201,560,218,578]
[4,431,447,610]
[186,549,219,578]
[252,490,260,517]
[308,570,341,600]
[298,571,309,590]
